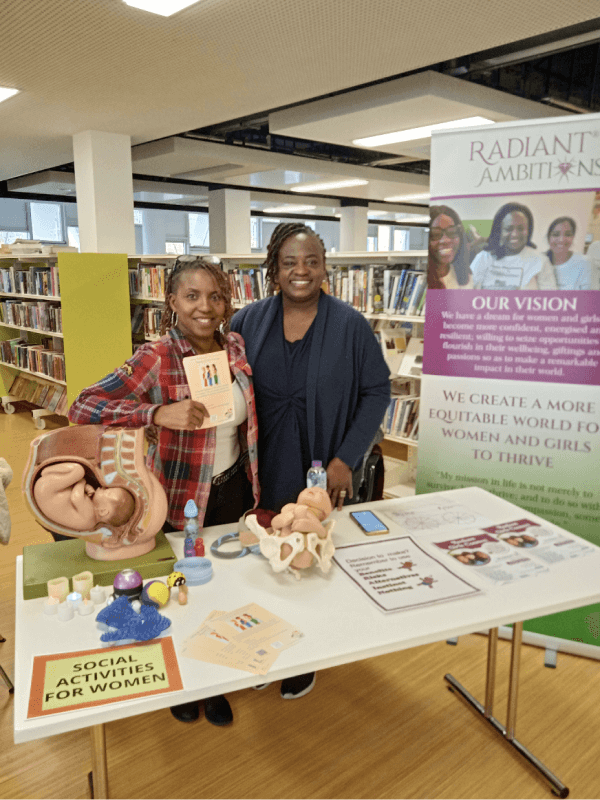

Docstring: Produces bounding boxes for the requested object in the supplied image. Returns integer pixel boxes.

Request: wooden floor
[1,406,600,800]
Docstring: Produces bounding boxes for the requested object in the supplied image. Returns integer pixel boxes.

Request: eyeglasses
[173,255,223,270]
[429,226,462,242]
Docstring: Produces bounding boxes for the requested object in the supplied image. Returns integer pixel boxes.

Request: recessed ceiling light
[353,116,494,147]
[123,0,202,16]
[290,179,368,192]
[261,204,317,213]
[0,87,19,104]
[384,193,430,203]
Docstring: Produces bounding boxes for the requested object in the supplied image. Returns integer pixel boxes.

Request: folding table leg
[444,623,569,798]
[89,724,109,799]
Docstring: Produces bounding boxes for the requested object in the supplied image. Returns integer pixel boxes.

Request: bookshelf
[0,253,133,428]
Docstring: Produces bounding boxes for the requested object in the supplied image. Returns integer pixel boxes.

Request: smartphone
[350,510,389,535]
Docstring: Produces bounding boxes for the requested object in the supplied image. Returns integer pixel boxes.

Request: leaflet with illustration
[182,349,233,428]
[481,519,597,566]
[432,517,595,583]
[333,536,480,613]
[180,604,303,676]
[432,531,547,584]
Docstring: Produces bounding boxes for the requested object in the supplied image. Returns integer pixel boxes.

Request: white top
[442,264,473,290]
[552,253,592,290]
[213,379,247,476]
[470,246,553,290]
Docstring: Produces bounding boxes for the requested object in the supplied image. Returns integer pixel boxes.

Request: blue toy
[95,595,171,643]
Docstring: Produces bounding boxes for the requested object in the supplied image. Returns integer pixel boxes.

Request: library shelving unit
[126,250,427,496]
[0,253,133,428]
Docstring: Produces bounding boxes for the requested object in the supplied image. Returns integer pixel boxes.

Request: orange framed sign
[27,637,183,718]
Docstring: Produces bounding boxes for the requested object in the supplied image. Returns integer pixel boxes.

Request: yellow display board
[59,253,133,407]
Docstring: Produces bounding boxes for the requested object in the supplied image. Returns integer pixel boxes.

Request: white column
[73,131,136,254]
[339,205,368,251]
[208,188,251,254]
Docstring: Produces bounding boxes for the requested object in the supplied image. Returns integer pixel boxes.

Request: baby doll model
[245,487,335,579]
[34,463,135,531]
[23,425,168,560]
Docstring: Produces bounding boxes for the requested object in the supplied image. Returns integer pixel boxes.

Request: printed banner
[418,112,600,647]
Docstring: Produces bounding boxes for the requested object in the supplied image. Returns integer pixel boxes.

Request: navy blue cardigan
[230,292,390,470]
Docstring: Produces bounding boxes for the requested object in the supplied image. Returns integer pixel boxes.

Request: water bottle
[306,460,327,490]
[183,499,199,557]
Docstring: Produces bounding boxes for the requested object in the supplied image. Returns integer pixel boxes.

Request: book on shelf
[397,337,424,378]
[143,306,162,339]
[0,298,63,333]
[131,304,145,336]
[0,263,61,297]
[383,394,420,439]
[1,336,65,381]
[8,374,67,415]
[129,262,172,300]
[324,263,424,317]
[379,328,407,373]
[226,265,266,304]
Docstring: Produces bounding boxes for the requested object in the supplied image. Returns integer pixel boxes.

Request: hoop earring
[171,313,178,329]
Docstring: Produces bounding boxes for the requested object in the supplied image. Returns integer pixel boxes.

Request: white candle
[57,603,74,621]
[43,597,59,616]
[78,598,95,616]
[90,585,106,605]
[66,591,82,609]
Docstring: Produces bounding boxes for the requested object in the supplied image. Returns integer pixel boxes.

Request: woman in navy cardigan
[231,222,390,513]
[231,222,390,700]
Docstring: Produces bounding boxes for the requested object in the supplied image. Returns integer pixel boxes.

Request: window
[29,202,64,242]
[166,241,186,255]
[393,228,410,251]
[0,230,29,244]
[134,208,144,226]
[367,236,377,252]
[377,225,391,252]
[67,226,80,250]
[189,212,209,248]
[250,217,261,250]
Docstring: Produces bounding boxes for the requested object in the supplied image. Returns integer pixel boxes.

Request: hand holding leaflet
[182,350,234,428]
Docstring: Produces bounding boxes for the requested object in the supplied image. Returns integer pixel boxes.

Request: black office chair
[350,444,385,505]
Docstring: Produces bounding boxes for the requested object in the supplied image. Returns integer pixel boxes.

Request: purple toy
[113,568,143,601]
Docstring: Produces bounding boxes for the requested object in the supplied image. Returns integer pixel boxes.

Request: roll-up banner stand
[418,112,600,653]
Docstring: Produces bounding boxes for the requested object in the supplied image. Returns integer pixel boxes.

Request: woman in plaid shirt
[68,257,260,728]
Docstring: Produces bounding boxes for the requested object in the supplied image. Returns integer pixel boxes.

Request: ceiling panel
[1,0,599,181]
[269,70,569,158]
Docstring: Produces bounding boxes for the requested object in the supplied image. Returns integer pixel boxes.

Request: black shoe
[204,694,233,726]
[281,672,316,699]
[170,700,200,722]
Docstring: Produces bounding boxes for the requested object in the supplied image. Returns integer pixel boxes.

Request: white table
[14,488,600,798]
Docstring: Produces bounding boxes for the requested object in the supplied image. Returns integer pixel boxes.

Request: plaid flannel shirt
[68,328,259,530]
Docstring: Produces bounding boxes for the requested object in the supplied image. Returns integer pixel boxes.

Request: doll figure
[245,487,335,579]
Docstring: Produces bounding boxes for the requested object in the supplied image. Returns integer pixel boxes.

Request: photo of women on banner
[427,205,474,289]
[545,217,592,290]
[470,202,557,290]
[182,350,233,428]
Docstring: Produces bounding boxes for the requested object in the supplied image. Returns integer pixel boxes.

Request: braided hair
[159,257,233,337]
[263,222,326,295]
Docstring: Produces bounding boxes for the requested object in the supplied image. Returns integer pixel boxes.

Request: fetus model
[245,487,335,579]
[23,425,168,560]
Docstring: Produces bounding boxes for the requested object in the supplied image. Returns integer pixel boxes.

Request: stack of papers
[180,603,303,675]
